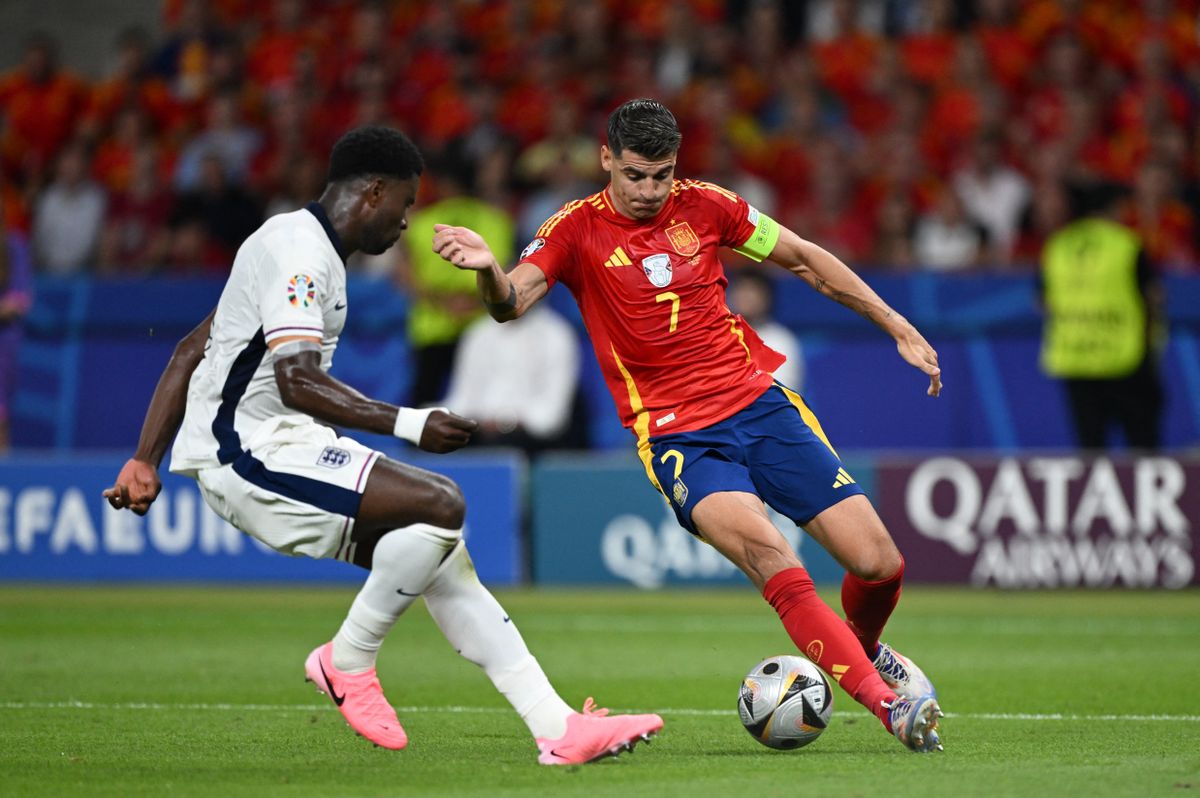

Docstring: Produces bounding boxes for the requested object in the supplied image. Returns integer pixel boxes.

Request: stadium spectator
[781,138,873,266]
[442,305,583,455]
[401,165,512,406]
[1013,179,1071,266]
[0,214,33,452]
[701,137,777,221]
[1040,187,1165,450]
[97,145,173,274]
[151,0,231,102]
[912,186,987,270]
[516,152,601,249]
[83,27,180,141]
[872,191,918,268]
[726,267,804,391]
[245,0,326,96]
[32,144,106,275]
[513,100,599,192]
[167,152,262,271]
[263,152,326,219]
[92,107,157,194]
[0,32,87,186]
[951,130,1031,264]
[1118,158,1198,272]
[174,92,262,191]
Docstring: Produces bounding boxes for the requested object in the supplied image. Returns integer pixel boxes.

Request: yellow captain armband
[732,208,780,262]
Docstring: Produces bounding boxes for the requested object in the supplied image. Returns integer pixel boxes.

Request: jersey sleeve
[257,230,333,345]
[707,186,781,263]
[517,205,579,289]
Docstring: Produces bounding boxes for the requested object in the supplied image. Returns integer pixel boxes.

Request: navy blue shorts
[645,383,864,535]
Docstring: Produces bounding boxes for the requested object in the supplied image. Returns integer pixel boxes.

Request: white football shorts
[196,414,381,562]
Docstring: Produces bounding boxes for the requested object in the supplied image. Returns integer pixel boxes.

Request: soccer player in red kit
[434,99,944,752]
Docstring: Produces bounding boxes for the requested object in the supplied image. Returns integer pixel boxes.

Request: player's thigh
[198,447,369,564]
[745,386,899,579]
[355,455,465,539]
[745,385,865,525]
[691,491,802,591]
[804,494,900,580]
[647,432,752,535]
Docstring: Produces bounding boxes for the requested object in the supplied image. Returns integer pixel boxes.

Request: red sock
[841,556,905,658]
[763,567,896,729]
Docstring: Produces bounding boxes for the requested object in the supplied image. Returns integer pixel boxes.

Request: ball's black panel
[801,695,829,730]
[739,682,755,713]
[741,705,772,739]
[762,661,780,675]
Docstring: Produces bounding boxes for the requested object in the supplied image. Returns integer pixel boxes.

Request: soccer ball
[737,655,833,750]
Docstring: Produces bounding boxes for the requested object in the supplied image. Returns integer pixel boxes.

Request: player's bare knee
[425,474,466,530]
[851,543,903,582]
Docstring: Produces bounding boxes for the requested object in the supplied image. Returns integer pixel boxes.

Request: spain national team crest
[287,274,316,307]
[642,254,673,288]
[672,476,689,507]
[665,221,700,257]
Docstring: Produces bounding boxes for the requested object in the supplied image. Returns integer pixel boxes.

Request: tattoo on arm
[485,282,517,315]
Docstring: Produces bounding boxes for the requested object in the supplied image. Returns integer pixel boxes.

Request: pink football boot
[304,642,408,750]
[536,698,664,765]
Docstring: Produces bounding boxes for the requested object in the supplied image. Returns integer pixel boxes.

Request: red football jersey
[521,180,785,444]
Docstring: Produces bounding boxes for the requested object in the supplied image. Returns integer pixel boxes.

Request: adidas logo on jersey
[603,247,633,268]
[831,468,856,488]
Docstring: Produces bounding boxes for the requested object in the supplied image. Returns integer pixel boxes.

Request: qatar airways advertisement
[877,455,1198,589]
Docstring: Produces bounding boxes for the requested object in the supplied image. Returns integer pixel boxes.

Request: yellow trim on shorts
[612,344,664,494]
[776,382,839,457]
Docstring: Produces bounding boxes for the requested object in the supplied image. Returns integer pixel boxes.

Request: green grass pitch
[2,585,1197,797]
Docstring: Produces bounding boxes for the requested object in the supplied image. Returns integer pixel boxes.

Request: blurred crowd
[2,0,1200,278]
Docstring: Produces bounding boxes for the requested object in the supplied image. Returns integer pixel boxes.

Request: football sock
[763,566,895,729]
[841,556,905,657]
[331,523,461,673]
[423,542,573,740]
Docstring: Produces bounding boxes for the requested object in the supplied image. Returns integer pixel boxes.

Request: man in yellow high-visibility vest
[1039,188,1164,449]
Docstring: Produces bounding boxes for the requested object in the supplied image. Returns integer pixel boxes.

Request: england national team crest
[665,221,700,257]
[642,254,673,288]
[316,446,351,468]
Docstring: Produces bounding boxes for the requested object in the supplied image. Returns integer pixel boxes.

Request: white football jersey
[170,204,349,477]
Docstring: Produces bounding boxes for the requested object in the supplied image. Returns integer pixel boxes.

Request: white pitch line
[3,701,1199,723]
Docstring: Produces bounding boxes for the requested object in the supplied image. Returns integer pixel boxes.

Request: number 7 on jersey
[655,291,680,333]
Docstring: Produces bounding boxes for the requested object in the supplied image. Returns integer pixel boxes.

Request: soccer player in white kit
[103,126,662,764]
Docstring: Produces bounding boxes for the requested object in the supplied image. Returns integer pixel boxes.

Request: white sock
[423,543,573,740]
[331,523,461,673]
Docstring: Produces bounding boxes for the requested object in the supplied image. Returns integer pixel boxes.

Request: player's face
[602,146,676,220]
[361,175,419,255]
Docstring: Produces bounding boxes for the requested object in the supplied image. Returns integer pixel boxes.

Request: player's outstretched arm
[104,308,217,514]
[431,224,549,321]
[271,344,477,453]
[768,228,942,397]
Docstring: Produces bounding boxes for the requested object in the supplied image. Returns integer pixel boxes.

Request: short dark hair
[607,99,681,159]
[328,126,424,183]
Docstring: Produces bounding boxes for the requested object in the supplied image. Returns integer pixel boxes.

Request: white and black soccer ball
[738,655,833,750]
